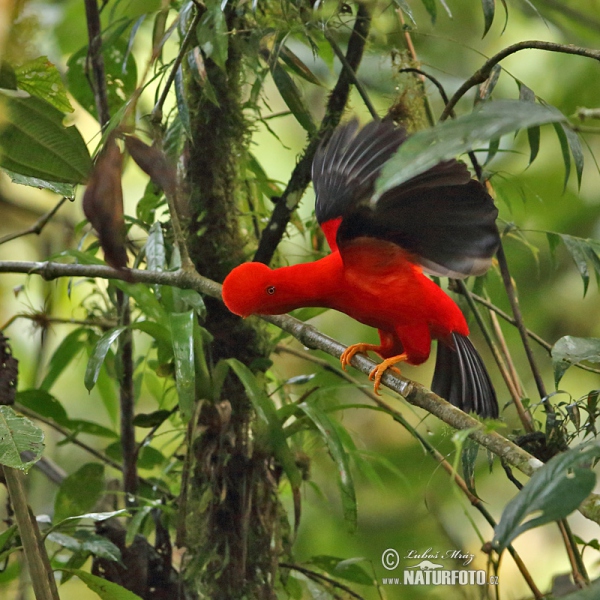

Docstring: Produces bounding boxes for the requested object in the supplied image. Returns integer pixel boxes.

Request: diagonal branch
[253,2,372,264]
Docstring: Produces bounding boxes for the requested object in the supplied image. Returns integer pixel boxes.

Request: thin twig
[3,259,600,523]
[275,344,543,599]
[324,29,377,120]
[253,2,372,265]
[0,197,69,247]
[440,41,600,122]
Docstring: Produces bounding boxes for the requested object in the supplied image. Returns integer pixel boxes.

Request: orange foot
[340,343,382,371]
[368,353,408,396]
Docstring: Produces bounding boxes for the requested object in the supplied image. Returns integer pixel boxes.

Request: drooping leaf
[85,327,126,391]
[226,359,302,490]
[48,530,121,563]
[392,0,416,24]
[124,136,177,197]
[561,123,584,189]
[376,100,566,198]
[278,45,322,86]
[560,234,593,295]
[59,569,143,600]
[111,281,167,322]
[170,310,196,422]
[552,336,600,387]
[557,578,600,600]
[196,0,228,70]
[132,409,172,428]
[420,0,437,23]
[146,222,166,273]
[83,134,128,269]
[17,389,70,426]
[54,463,105,524]
[40,328,87,391]
[299,402,357,531]
[492,443,600,554]
[2,168,76,197]
[271,62,316,135]
[553,121,571,191]
[517,83,540,165]
[66,37,137,120]
[0,95,92,183]
[174,64,192,138]
[461,437,480,496]
[15,56,73,113]
[481,0,495,37]
[0,406,44,471]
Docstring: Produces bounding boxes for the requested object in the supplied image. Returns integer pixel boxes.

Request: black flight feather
[312,119,500,278]
[432,333,498,419]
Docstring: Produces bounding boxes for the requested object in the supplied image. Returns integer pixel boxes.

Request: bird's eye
[266,285,276,295]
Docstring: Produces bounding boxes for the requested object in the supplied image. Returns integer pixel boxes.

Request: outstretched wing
[312,119,500,278]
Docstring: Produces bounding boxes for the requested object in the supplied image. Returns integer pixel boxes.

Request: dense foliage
[0,1,600,599]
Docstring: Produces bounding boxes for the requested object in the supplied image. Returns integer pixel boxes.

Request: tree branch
[3,258,600,524]
[440,41,600,122]
[253,2,372,264]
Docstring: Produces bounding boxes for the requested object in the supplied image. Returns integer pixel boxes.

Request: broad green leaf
[552,336,600,387]
[561,123,584,189]
[40,327,87,391]
[105,441,165,470]
[299,402,357,531]
[59,569,143,600]
[110,281,167,322]
[65,420,118,439]
[226,359,302,488]
[54,463,105,524]
[0,95,92,184]
[66,38,137,120]
[518,83,540,165]
[48,530,121,562]
[196,0,228,70]
[376,100,566,199]
[492,443,600,554]
[125,505,153,547]
[561,234,591,295]
[15,56,73,113]
[0,524,18,552]
[2,168,76,197]
[271,63,316,135]
[0,406,44,471]
[85,327,126,391]
[17,389,70,426]
[170,310,195,422]
[309,555,373,586]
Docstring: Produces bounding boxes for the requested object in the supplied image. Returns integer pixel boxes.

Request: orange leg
[340,343,382,371]
[368,353,408,396]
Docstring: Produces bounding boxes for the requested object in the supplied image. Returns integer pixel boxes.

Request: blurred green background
[1,0,600,598]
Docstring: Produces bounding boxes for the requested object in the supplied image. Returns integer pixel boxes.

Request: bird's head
[222,262,280,317]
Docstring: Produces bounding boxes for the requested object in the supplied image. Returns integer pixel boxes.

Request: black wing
[312,120,500,278]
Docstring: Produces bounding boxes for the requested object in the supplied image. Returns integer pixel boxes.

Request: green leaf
[105,441,165,470]
[15,56,73,113]
[461,437,480,496]
[420,0,437,23]
[132,409,172,428]
[196,0,228,70]
[481,0,495,36]
[54,463,105,524]
[278,45,322,86]
[552,336,600,387]
[0,95,92,183]
[59,569,143,600]
[553,121,571,191]
[85,327,126,391]
[299,402,357,531]
[492,443,600,554]
[111,281,167,323]
[48,530,121,563]
[376,100,566,198]
[226,359,302,489]
[392,0,416,24]
[561,234,591,295]
[309,555,373,586]
[17,389,70,426]
[0,406,44,471]
[170,310,196,422]
[561,123,584,189]
[518,83,540,165]
[271,63,316,135]
[40,327,87,391]
[558,578,600,600]
[66,37,137,120]
[2,168,76,197]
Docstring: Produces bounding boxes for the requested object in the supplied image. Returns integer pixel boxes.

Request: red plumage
[223,120,500,418]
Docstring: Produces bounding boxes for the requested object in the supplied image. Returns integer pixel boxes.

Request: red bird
[222,120,500,418]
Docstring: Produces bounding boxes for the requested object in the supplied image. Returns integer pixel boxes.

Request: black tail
[431,333,498,419]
